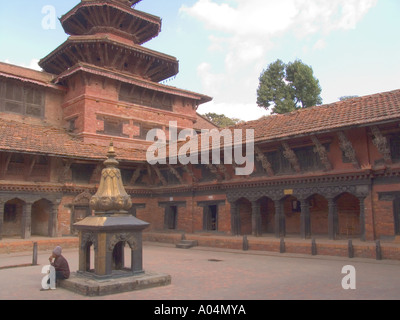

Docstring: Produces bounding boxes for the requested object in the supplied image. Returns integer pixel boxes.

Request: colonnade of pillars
[230,196,366,241]
[0,200,59,240]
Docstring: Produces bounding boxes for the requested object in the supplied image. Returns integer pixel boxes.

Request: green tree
[257,59,322,114]
[203,113,243,128]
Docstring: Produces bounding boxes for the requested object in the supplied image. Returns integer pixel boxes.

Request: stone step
[176,240,198,249]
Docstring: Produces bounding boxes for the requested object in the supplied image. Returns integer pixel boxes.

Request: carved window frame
[0,79,45,118]
[390,135,400,162]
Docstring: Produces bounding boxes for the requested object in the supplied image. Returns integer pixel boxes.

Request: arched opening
[308,194,329,236]
[112,241,125,271]
[258,197,275,234]
[283,195,301,235]
[3,199,24,238]
[237,198,252,235]
[31,199,52,237]
[111,241,135,275]
[82,242,95,273]
[336,192,360,238]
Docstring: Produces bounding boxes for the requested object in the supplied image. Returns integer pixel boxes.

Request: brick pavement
[0,242,400,301]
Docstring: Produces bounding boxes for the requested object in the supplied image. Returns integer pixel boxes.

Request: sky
[0,0,399,121]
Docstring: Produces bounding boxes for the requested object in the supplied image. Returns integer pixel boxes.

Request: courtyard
[0,241,400,301]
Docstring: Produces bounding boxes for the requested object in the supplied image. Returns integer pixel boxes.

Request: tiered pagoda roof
[60,0,160,45]
[39,0,179,82]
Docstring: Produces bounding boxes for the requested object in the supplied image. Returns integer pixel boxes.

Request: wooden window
[119,83,173,111]
[390,136,400,162]
[0,80,44,118]
[104,119,124,137]
[25,87,43,117]
[70,163,96,184]
[96,116,128,138]
[295,146,324,172]
[4,81,24,114]
[268,149,292,175]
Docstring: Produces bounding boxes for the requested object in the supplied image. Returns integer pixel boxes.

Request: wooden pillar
[48,201,59,238]
[97,233,109,277]
[0,201,4,240]
[359,197,366,242]
[21,202,32,239]
[230,202,240,236]
[131,235,144,275]
[300,199,311,239]
[328,198,337,240]
[251,201,262,237]
[274,200,285,238]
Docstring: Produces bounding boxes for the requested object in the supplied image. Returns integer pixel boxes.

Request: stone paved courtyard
[1,242,400,302]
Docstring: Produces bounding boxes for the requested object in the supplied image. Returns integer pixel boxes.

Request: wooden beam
[2,153,12,176]
[282,142,301,173]
[142,57,156,77]
[168,165,184,184]
[206,164,223,181]
[337,131,360,169]
[27,156,37,178]
[371,126,392,164]
[254,146,274,176]
[59,159,73,183]
[153,166,167,186]
[130,165,143,185]
[103,43,110,66]
[146,164,154,185]
[84,43,94,64]
[70,16,88,34]
[216,164,231,180]
[311,136,332,171]
[182,165,198,183]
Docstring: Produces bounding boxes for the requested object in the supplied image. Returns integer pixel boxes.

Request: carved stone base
[59,271,171,297]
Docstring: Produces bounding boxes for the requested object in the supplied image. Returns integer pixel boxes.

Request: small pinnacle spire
[104,140,119,167]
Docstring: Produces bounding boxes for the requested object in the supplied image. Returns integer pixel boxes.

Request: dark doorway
[203,205,218,231]
[394,198,400,235]
[112,242,125,271]
[164,206,178,230]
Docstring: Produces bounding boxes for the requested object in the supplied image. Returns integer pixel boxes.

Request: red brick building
[0,0,399,246]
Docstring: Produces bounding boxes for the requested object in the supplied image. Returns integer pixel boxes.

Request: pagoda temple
[39,0,212,149]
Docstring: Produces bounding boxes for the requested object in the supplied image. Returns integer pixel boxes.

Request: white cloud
[27,59,41,71]
[313,39,327,51]
[197,100,270,122]
[180,0,377,120]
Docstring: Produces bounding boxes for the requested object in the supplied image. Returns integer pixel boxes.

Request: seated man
[49,246,70,281]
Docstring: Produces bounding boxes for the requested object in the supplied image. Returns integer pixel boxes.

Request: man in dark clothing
[49,246,70,281]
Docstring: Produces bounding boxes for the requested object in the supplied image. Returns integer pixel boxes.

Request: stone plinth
[74,215,150,278]
[59,271,171,297]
